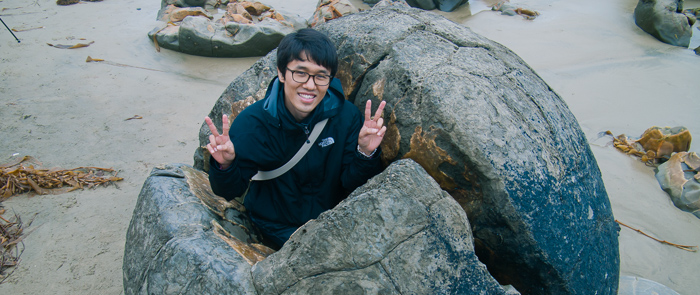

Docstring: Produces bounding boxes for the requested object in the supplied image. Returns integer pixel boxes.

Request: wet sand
[1,0,699,294]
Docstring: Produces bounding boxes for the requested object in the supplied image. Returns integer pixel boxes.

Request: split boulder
[252,159,515,294]
[195,4,620,294]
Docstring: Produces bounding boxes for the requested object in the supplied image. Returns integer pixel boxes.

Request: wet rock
[123,164,271,295]
[195,4,619,294]
[252,159,513,294]
[368,0,466,12]
[655,152,700,218]
[407,0,468,12]
[634,0,693,47]
[149,2,308,57]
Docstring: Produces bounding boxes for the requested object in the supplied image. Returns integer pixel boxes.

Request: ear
[277,68,285,83]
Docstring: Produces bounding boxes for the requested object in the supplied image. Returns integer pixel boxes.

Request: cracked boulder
[195,4,619,294]
[148,2,308,57]
[123,164,274,295]
[252,159,515,294]
[634,0,694,47]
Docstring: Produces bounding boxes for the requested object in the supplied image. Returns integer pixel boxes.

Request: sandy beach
[1,0,698,294]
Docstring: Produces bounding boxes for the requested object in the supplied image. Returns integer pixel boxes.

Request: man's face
[278,53,331,122]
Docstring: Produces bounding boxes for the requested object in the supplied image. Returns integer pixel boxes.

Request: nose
[302,76,317,90]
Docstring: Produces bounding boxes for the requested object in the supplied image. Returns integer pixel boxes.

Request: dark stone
[405,0,469,12]
[195,4,619,294]
[406,0,436,10]
[56,0,79,5]
[251,159,511,294]
[634,0,693,47]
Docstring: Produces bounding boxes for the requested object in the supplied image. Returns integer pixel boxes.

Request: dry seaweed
[85,56,164,72]
[46,41,94,49]
[0,156,123,200]
[0,209,26,284]
[11,26,44,32]
[125,115,143,121]
[606,126,692,166]
[616,220,698,252]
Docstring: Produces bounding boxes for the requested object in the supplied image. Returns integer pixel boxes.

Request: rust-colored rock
[403,126,458,191]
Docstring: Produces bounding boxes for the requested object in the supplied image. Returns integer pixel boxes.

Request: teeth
[299,93,314,99]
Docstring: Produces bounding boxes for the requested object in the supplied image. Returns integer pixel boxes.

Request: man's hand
[205,115,236,169]
[358,100,387,156]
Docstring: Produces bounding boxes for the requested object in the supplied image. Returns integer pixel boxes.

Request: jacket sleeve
[208,157,251,202]
[339,109,384,192]
[208,117,261,202]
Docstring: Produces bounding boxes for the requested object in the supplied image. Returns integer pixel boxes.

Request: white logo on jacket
[318,137,335,148]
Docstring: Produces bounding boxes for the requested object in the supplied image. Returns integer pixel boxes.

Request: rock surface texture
[123,164,269,295]
[634,0,693,47]
[655,152,700,218]
[195,4,620,294]
[124,161,516,294]
[252,159,512,294]
[148,1,308,57]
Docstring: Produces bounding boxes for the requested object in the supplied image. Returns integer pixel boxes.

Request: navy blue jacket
[209,77,383,227]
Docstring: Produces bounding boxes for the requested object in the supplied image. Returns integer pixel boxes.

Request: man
[205,28,386,249]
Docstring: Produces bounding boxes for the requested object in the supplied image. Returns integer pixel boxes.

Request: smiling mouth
[299,93,315,103]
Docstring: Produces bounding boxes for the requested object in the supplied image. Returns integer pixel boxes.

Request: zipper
[302,124,311,143]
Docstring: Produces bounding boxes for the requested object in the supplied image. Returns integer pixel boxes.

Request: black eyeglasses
[286,69,332,86]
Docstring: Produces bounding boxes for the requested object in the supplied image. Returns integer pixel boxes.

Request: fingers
[377,126,387,137]
[376,117,384,129]
[364,100,372,122]
[365,100,387,123]
[373,101,386,122]
[207,134,218,153]
[205,116,220,137]
[222,114,230,137]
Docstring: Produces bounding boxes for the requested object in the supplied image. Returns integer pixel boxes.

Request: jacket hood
[262,77,345,130]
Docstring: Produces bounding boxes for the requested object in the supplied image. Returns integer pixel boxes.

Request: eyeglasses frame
[285,69,333,86]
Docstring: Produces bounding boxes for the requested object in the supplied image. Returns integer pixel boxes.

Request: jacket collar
[262,77,345,130]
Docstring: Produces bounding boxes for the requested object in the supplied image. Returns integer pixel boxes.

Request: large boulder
[123,164,273,295]
[252,159,515,294]
[195,4,619,294]
[634,0,694,47]
[124,161,519,294]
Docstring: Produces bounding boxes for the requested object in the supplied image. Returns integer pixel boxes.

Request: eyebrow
[291,65,330,75]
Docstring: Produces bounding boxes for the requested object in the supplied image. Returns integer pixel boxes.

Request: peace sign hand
[205,115,236,169]
[358,100,387,156]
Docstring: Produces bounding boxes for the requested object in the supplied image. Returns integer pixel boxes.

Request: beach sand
[0,0,698,293]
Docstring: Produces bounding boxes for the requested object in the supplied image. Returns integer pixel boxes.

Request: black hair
[277,28,338,77]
